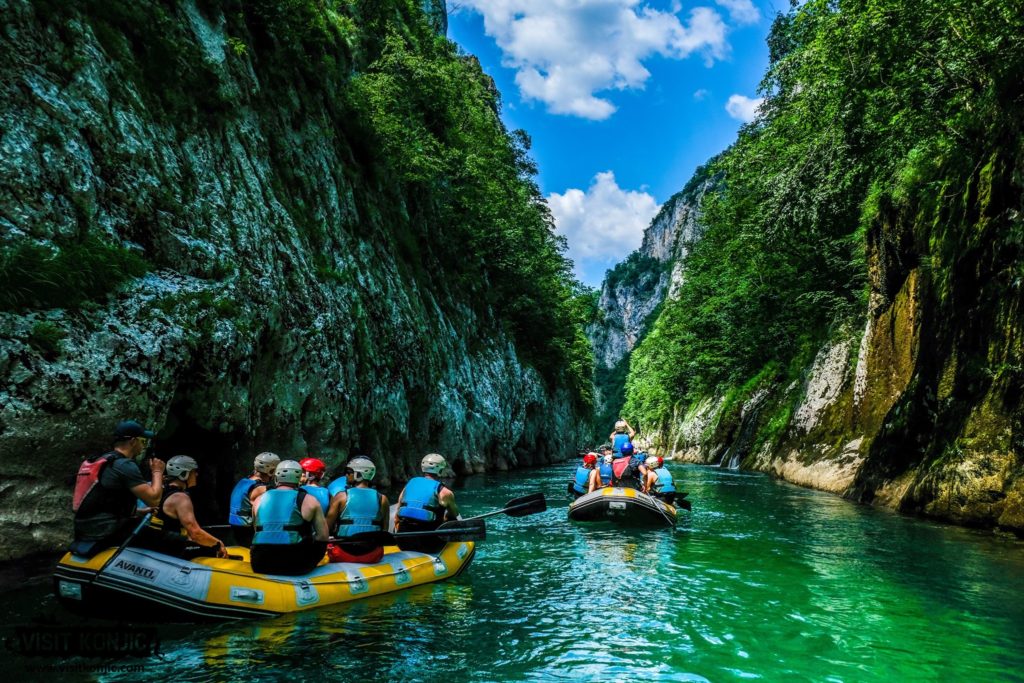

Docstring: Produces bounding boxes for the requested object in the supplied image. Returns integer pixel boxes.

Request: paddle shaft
[330,524,484,544]
[461,492,546,522]
[89,512,153,585]
[463,501,535,521]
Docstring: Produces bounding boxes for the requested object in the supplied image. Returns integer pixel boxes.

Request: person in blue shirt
[569,453,597,499]
[643,456,678,506]
[250,460,329,576]
[227,452,280,547]
[299,457,331,513]
[394,453,459,553]
[608,419,636,458]
[326,457,390,563]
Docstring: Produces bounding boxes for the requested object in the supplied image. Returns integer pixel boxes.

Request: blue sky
[447,0,786,286]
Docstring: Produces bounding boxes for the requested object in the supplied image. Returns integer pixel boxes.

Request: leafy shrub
[0,235,150,312]
[27,321,66,358]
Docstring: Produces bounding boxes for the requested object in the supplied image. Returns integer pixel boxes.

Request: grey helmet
[166,455,198,481]
[347,456,376,482]
[253,452,281,475]
[420,453,446,475]
[275,460,303,485]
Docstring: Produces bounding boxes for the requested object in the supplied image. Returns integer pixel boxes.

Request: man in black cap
[71,420,166,554]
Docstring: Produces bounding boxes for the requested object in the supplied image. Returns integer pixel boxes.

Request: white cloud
[714,0,760,25]
[693,88,709,100]
[725,93,764,122]
[548,172,661,276]
[457,0,729,120]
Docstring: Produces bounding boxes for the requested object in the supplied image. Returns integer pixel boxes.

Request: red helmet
[583,453,598,466]
[657,457,665,468]
[299,457,326,478]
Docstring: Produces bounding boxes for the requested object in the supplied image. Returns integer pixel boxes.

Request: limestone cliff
[588,172,710,435]
[0,0,588,560]
[648,152,1024,534]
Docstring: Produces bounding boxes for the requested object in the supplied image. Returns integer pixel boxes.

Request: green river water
[6,463,1024,681]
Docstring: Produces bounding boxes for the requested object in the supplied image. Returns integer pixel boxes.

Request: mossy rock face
[0,0,589,561]
[647,149,1023,535]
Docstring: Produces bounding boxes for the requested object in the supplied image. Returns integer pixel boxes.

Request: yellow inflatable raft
[54,542,475,621]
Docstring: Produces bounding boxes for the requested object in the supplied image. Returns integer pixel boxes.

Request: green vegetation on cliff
[12,0,594,410]
[626,0,1024,435]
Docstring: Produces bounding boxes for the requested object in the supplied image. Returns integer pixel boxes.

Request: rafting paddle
[330,518,486,545]
[88,512,153,585]
[461,492,547,521]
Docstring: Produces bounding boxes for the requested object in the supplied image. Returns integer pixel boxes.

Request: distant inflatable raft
[54,542,475,621]
[568,487,678,527]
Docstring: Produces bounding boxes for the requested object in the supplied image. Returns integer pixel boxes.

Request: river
[6,463,1024,681]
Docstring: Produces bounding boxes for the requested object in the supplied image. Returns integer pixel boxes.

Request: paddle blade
[503,492,546,518]
[437,518,486,542]
[679,499,692,512]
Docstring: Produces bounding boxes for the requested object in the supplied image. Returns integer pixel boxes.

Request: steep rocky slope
[0,0,588,560]
[645,153,1023,534]
[588,172,710,435]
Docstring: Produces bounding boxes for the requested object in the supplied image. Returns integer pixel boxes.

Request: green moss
[27,321,66,359]
[0,235,150,312]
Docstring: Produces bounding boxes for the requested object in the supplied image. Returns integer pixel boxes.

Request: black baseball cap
[114,420,155,439]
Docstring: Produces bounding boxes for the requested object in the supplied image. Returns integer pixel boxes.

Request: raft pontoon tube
[568,487,677,527]
[54,542,475,621]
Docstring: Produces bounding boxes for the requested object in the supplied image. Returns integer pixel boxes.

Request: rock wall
[647,153,1024,534]
[0,0,587,560]
[588,176,710,434]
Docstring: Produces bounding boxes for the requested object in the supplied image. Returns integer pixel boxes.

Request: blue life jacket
[572,466,591,494]
[302,485,331,514]
[653,467,676,494]
[612,433,632,457]
[327,477,347,498]
[598,461,613,486]
[228,477,260,526]
[398,477,444,522]
[252,489,311,546]
[336,487,382,537]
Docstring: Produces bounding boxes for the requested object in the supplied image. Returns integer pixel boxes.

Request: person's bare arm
[378,494,390,527]
[326,492,347,531]
[306,498,329,542]
[439,488,459,520]
[130,458,165,507]
[249,484,268,503]
[168,494,227,557]
[393,489,405,527]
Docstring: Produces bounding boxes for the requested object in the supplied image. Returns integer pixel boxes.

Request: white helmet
[166,455,198,481]
[254,452,281,474]
[645,456,659,469]
[614,419,627,433]
[603,454,614,464]
[275,460,303,485]
[348,456,376,482]
[421,453,446,475]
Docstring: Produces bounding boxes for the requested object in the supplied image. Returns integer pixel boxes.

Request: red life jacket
[72,452,117,512]
[611,457,631,482]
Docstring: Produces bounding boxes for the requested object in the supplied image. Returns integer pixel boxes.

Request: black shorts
[394,519,446,554]
[250,541,326,576]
